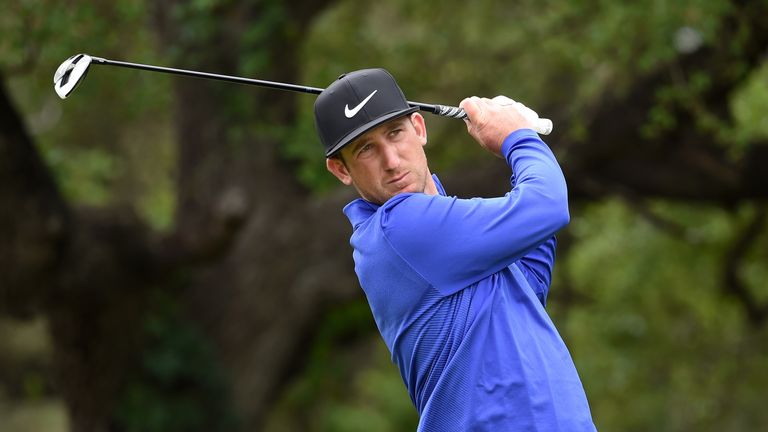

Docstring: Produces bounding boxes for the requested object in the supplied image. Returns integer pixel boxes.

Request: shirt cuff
[501,128,541,162]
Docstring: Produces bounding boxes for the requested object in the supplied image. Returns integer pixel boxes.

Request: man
[315,69,596,431]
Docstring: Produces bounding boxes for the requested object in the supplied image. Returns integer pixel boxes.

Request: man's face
[326,113,435,205]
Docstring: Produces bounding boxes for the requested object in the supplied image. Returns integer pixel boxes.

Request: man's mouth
[388,172,410,185]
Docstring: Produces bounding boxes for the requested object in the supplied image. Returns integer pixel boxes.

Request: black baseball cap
[314,68,419,157]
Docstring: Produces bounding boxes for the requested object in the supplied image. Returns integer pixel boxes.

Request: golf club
[53,54,553,134]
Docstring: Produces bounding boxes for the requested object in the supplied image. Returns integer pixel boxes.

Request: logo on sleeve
[344,90,377,118]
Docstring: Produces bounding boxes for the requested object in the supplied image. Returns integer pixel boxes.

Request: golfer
[315,69,596,431]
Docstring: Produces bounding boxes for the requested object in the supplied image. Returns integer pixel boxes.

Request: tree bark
[0,76,69,317]
[1,75,157,431]
[151,1,351,429]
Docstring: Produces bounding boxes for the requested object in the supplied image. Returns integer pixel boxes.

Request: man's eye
[389,129,402,137]
[358,144,372,155]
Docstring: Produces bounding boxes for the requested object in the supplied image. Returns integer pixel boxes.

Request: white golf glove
[491,95,553,135]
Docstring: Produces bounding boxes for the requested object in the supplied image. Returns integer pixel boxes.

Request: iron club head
[53,54,93,99]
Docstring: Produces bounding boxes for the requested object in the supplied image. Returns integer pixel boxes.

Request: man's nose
[381,143,401,170]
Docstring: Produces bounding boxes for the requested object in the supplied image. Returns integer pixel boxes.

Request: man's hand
[459,96,543,157]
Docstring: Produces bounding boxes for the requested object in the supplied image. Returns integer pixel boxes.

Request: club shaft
[90,56,464,118]
[92,57,323,95]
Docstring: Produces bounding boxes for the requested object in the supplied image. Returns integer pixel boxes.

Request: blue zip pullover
[343,129,596,431]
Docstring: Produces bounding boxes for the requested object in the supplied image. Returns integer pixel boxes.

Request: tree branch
[559,0,768,202]
[449,3,768,204]
[722,206,768,327]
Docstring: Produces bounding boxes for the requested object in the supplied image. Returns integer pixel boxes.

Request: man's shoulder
[381,192,421,210]
[379,192,449,226]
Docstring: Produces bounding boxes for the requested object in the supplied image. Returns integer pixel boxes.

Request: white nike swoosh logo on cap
[344,90,378,118]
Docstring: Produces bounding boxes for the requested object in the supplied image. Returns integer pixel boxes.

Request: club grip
[410,102,553,135]
[433,104,468,119]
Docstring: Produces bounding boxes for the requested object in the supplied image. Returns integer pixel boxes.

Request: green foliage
[41,146,118,206]
[115,291,239,432]
[728,61,768,151]
[554,199,768,431]
[264,302,418,432]
[4,0,768,430]
[4,0,176,230]
[238,0,288,77]
[320,356,418,432]
[288,0,738,187]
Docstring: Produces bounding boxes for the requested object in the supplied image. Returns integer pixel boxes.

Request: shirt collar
[343,174,446,227]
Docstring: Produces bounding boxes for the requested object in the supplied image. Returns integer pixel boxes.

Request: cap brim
[325,106,420,157]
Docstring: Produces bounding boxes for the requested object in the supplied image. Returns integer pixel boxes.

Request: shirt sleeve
[516,236,557,306]
[380,129,569,296]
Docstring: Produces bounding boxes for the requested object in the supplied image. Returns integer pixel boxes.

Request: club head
[53,54,93,99]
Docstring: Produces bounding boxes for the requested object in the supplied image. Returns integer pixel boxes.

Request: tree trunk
[152,1,351,429]
[1,75,156,431]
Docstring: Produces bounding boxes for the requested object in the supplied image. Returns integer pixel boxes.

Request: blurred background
[2,0,768,431]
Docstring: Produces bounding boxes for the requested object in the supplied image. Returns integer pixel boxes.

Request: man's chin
[391,182,418,195]
[382,184,419,201]
[366,181,423,204]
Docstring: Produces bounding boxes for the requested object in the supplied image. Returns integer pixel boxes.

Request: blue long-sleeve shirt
[343,129,596,431]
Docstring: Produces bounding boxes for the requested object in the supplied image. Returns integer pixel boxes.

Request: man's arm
[381,128,569,296]
[517,236,557,306]
[508,127,558,307]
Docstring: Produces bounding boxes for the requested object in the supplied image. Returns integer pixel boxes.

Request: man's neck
[424,170,439,196]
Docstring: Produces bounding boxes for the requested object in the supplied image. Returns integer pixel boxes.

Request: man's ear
[326,157,353,185]
[410,112,427,146]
